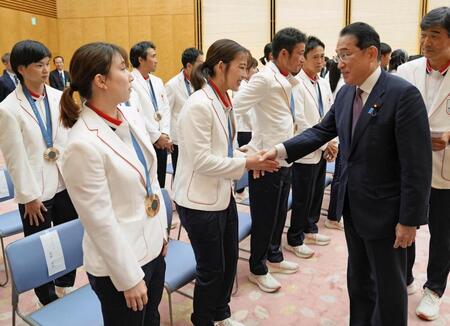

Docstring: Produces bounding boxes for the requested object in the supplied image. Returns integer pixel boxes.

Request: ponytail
[60,85,81,128]
[191,62,208,91]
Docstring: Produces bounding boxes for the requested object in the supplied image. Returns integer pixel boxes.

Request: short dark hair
[305,36,325,58]
[10,40,52,83]
[53,55,64,63]
[388,49,409,71]
[340,22,381,59]
[1,53,10,64]
[380,42,392,55]
[421,6,450,37]
[272,27,307,59]
[181,48,203,68]
[129,41,156,68]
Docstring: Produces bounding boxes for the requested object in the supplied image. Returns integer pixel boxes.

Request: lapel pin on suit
[368,103,382,117]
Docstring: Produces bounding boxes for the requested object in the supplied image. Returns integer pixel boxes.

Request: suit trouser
[18,189,78,305]
[249,167,291,275]
[343,200,407,326]
[88,254,166,326]
[327,149,342,221]
[171,144,179,178]
[153,146,167,188]
[177,198,238,326]
[287,159,326,246]
[424,187,450,297]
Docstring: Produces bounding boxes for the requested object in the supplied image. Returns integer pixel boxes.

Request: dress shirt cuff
[275,143,288,160]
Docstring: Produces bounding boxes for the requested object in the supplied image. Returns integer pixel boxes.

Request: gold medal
[43,147,60,161]
[145,193,160,218]
[154,112,162,122]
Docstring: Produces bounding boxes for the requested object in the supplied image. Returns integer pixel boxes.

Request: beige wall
[351,0,421,55]
[202,0,271,63]
[276,0,345,57]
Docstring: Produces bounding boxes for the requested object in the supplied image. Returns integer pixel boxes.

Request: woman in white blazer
[0,40,78,305]
[165,47,204,176]
[173,39,279,326]
[60,42,168,326]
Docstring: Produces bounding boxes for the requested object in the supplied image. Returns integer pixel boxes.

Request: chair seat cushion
[0,210,23,237]
[28,285,102,326]
[164,240,196,293]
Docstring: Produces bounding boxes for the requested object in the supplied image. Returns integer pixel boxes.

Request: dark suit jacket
[284,70,432,239]
[49,69,71,91]
[0,73,16,102]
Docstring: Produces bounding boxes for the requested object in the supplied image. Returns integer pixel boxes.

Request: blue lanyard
[227,114,233,158]
[130,132,153,196]
[316,82,324,118]
[23,87,53,148]
[208,82,234,158]
[148,78,159,112]
[184,77,192,96]
[290,92,296,122]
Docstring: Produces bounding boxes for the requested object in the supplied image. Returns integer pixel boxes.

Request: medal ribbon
[148,78,159,112]
[23,87,53,149]
[184,77,192,96]
[130,131,153,196]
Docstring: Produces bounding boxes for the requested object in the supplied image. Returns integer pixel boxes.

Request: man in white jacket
[165,47,204,176]
[397,6,450,321]
[234,28,307,293]
[130,41,172,188]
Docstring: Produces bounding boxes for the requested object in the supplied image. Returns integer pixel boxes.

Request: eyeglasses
[333,48,366,63]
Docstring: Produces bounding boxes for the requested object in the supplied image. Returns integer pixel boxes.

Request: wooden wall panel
[0,7,58,61]
[55,0,196,82]
[0,0,56,18]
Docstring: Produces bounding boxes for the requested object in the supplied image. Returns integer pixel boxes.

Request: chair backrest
[0,168,15,202]
[161,188,173,229]
[6,219,84,294]
[235,172,248,191]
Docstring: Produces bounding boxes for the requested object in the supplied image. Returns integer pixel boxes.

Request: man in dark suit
[49,56,70,90]
[262,22,432,325]
[0,53,18,102]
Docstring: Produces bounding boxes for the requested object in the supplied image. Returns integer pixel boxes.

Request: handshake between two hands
[240,147,279,179]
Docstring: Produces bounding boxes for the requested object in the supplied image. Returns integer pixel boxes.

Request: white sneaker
[324,219,344,231]
[416,288,441,321]
[267,260,299,274]
[248,272,281,293]
[55,286,76,298]
[215,318,246,326]
[284,244,315,259]
[407,280,418,295]
[304,233,331,246]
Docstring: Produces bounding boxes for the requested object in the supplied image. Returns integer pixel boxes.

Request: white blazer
[62,105,168,291]
[397,57,450,189]
[233,80,255,132]
[131,68,170,143]
[0,84,67,204]
[293,69,334,164]
[165,70,191,144]
[233,61,297,167]
[173,85,246,211]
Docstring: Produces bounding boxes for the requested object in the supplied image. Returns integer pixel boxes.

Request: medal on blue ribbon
[23,87,59,162]
[130,131,160,218]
